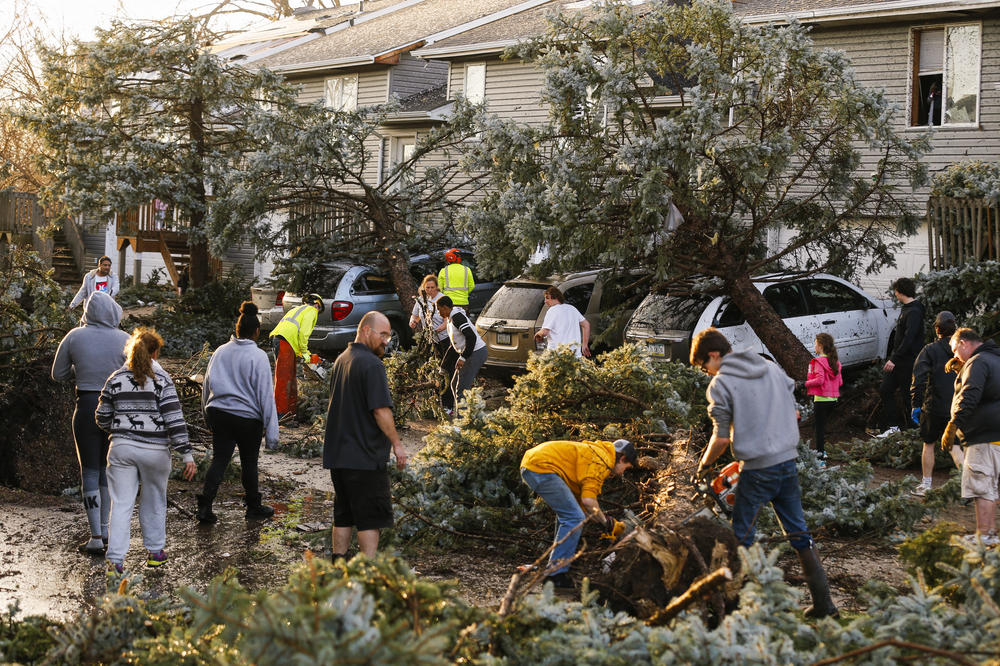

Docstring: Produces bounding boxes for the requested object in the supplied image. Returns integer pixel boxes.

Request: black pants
[440,346,460,409]
[203,407,263,502]
[878,358,914,429]
[813,400,836,455]
[73,390,109,477]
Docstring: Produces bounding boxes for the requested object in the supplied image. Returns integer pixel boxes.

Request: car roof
[505,268,608,287]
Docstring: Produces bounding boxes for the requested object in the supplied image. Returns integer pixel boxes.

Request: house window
[464,63,486,104]
[911,24,980,127]
[324,74,358,112]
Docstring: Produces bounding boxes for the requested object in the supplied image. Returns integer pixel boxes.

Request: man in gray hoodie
[69,256,120,309]
[51,291,131,554]
[691,327,837,619]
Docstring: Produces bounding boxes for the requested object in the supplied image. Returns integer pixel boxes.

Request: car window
[308,265,349,295]
[599,274,646,310]
[483,285,547,320]
[353,272,394,295]
[563,284,594,313]
[714,300,745,327]
[410,261,433,284]
[762,283,808,318]
[633,295,712,330]
[805,279,870,314]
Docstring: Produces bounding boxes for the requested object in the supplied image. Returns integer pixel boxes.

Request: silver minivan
[624,273,899,367]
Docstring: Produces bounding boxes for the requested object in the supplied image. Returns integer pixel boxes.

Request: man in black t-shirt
[323,311,408,559]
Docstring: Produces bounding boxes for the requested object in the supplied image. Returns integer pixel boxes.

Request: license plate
[496,332,513,345]
[648,342,666,356]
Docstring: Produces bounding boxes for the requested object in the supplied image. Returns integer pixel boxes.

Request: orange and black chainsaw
[681,461,741,524]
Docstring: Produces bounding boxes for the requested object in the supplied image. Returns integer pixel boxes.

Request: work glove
[310,354,321,365]
[911,408,921,425]
[601,518,626,542]
[941,421,959,451]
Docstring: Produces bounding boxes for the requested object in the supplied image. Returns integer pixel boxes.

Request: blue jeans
[521,468,585,574]
[731,459,813,551]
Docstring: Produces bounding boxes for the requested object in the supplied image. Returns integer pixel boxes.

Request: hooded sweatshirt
[950,340,1000,446]
[805,356,842,398]
[69,269,120,309]
[707,350,799,470]
[51,291,131,391]
[202,336,280,448]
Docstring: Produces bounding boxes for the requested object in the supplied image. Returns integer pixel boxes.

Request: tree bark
[370,199,418,323]
[727,273,812,381]
[188,96,210,288]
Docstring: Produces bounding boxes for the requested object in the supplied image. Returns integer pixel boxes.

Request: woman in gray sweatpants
[96,328,196,572]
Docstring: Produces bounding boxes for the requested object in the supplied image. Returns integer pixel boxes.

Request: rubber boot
[196,493,218,524]
[797,546,839,619]
[245,493,274,520]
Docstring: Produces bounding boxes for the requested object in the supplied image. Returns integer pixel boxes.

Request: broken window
[911,24,980,127]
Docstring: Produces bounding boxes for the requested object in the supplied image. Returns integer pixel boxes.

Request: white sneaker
[873,426,900,439]
[962,531,1000,546]
[911,483,930,497]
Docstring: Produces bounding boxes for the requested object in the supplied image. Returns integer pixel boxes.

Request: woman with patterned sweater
[96,328,196,573]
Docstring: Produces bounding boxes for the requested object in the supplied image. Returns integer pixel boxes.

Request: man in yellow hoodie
[520,439,637,588]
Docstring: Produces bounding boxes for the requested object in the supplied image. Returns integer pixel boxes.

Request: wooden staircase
[116,201,191,287]
[49,227,82,287]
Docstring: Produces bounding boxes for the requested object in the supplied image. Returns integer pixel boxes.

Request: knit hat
[613,439,638,466]
[934,311,956,327]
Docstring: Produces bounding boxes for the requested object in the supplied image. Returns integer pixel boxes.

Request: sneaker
[107,560,124,574]
[79,537,106,555]
[245,504,275,520]
[546,572,574,589]
[873,426,900,439]
[147,549,168,567]
[962,531,1000,546]
[911,483,931,497]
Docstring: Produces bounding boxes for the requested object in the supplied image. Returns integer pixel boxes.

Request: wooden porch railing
[116,199,190,238]
[927,197,1000,270]
[0,191,46,239]
[288,201,372,242]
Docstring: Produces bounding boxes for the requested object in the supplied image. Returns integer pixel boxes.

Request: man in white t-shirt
[534,286,591,357]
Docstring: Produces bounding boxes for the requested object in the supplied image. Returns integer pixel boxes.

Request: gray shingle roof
[251,0,542,70]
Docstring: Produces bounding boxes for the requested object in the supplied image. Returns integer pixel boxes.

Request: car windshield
[631,294,712,331]
[484,284,547,320]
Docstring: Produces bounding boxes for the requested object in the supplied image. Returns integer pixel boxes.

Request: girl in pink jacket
[805,333,843,463]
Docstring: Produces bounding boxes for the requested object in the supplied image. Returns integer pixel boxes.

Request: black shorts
[330,468,393,531]
[920,412,949,444]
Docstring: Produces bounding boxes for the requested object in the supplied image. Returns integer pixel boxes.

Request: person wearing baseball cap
[519,439,636,589]
[910,311,964,496]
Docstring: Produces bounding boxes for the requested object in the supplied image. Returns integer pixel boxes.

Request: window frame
[908,22,982,129]
[463,62,487,104]
[323,74,359,112]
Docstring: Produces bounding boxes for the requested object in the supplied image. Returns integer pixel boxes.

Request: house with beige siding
[414,0,1000,294]
[204,0,555,280]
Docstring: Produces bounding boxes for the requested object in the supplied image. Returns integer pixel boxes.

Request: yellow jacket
[521,440,616,499]
[438,263,475,305]
[269,304,318,360]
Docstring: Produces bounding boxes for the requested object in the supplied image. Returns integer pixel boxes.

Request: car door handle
[822,320,836,325]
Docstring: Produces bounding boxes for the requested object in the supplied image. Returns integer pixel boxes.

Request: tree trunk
[369,200,418,325]
[188,97,210,289]
[727,273,812,381]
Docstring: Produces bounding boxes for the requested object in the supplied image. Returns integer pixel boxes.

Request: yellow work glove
[601,518,626,542]
[941,421,959,451]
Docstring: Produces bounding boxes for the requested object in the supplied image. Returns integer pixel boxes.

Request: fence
[116,199,190,238]
[927,197,1000,269]
[287,201,372,242]
[0,191,45,238]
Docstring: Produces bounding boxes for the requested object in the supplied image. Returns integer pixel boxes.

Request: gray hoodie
[69,269,120,309]
[51,291,131,391]
[202,336,279,448]
[707,350,799,470]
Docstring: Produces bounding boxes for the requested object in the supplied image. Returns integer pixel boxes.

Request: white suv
[624,274,899,367]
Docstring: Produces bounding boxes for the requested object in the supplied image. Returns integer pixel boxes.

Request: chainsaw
[680,460,741,524]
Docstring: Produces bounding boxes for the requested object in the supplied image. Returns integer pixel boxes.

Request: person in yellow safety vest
[519,439,637,589]
[437,248,475,306]
[269,294,324,420]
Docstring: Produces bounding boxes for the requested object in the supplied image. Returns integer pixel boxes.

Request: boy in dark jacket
[944,328,1000,544]
[876,277,925,435]
[910,311,963,495]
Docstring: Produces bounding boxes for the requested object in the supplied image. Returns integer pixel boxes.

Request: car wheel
[384,322,407,356]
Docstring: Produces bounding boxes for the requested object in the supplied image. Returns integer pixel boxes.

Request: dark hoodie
[911,338,955,418]
[890,299,926,363]
[707,350,799,470]
[51,292,131,391]
[950,340,1000,446]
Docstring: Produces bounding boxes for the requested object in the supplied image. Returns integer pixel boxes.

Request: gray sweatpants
[105,439,171,564]
[451,345,488,417]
